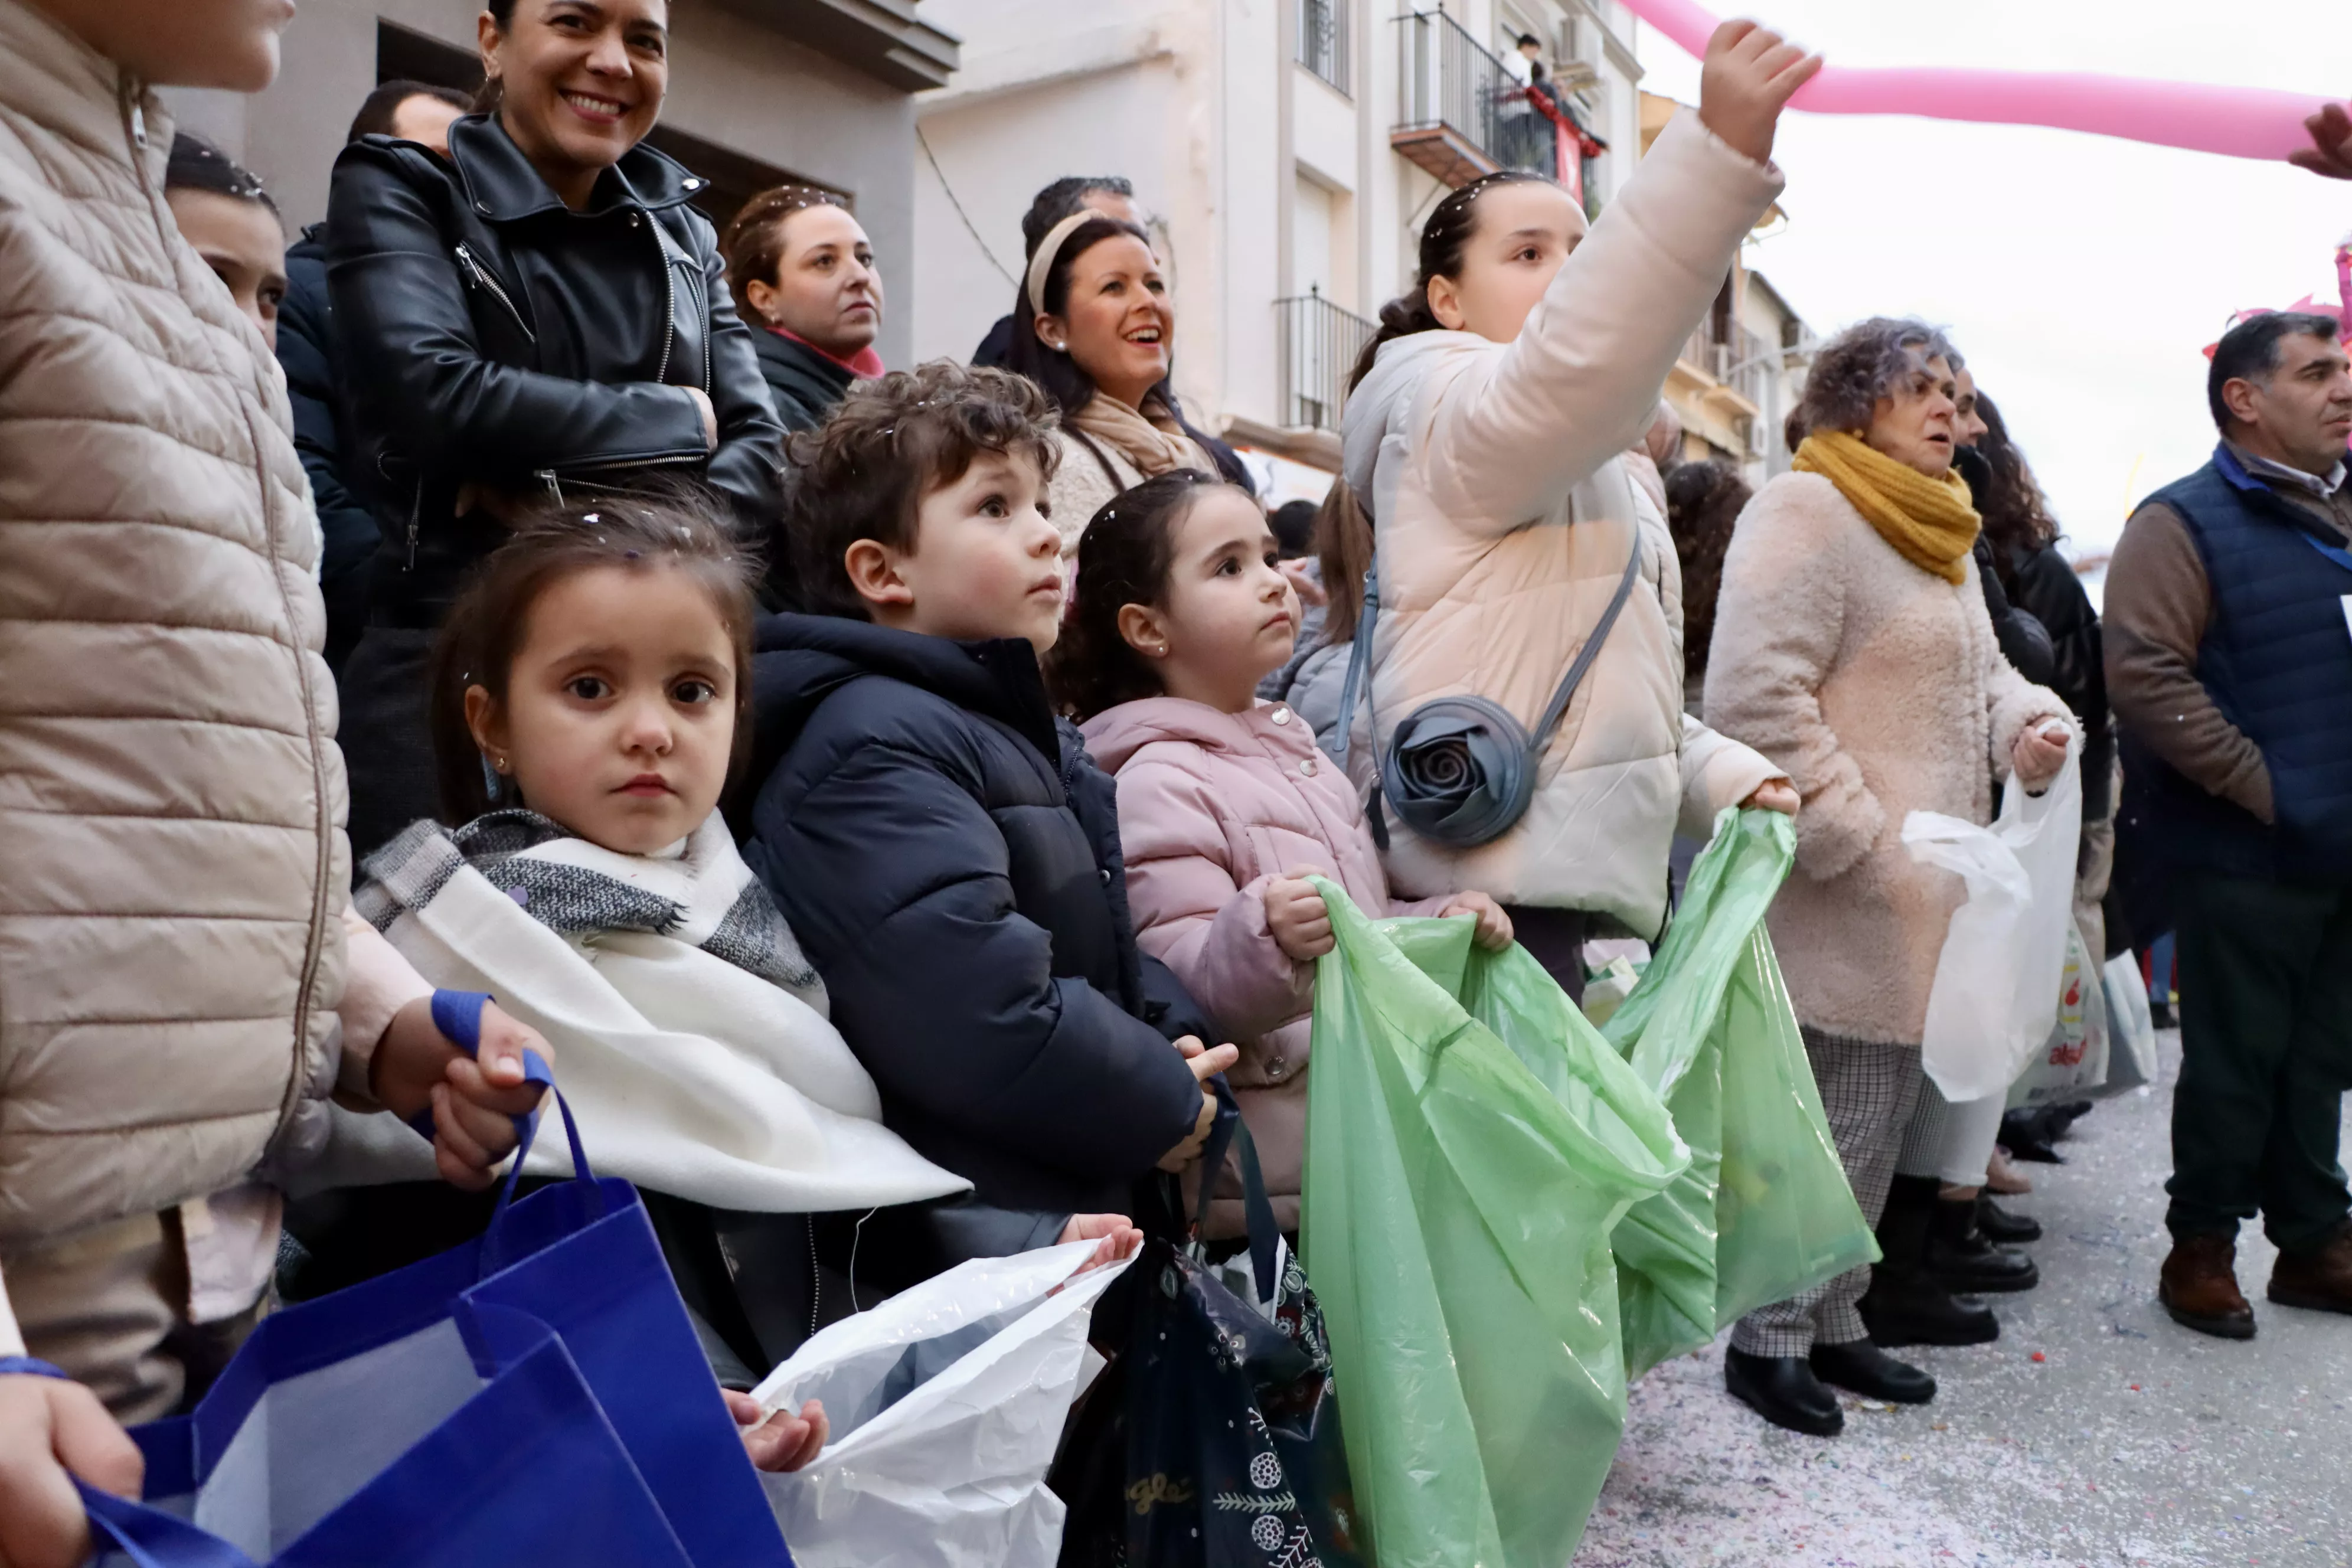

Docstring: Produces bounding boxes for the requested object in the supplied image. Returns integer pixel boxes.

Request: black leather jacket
[326,114,784,619]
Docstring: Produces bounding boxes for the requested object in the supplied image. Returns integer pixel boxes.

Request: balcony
[1298,0,1351,97]
[1391,10,1556,188]
[1276,288,1377,434]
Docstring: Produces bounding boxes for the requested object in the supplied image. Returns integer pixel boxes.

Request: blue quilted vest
[2131,445,2352,883]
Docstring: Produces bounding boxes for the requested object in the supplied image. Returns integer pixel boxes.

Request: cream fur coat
[1703,473,2067,1046]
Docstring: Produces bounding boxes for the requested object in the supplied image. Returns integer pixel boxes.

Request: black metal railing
[1277,288,1377,433]
[1298,0,1351,96]
[1394,10,1554,179]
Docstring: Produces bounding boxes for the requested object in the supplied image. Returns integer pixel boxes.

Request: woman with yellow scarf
[1701,319,2073,1438]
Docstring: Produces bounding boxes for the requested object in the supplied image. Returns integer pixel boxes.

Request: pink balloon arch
[1617,0,2335,162]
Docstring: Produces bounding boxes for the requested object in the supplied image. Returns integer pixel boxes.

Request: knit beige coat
[1704,473,2067,1046]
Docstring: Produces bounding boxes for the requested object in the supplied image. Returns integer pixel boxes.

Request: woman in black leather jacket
[327,0,783,857]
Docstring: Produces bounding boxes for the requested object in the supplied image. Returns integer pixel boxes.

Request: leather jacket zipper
[455,243,535,345]
[649,215,676,386]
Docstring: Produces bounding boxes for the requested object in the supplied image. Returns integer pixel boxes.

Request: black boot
[1858,1175,2001,1347]
[1724,1347,1843,1436]
[1810,1338,1936,1404]
[1928,1195,2040,1293]
[1977,1194,2042,1244]
[2000,1108,2066,1164]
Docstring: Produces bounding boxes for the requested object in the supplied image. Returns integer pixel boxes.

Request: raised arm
[325,139,710,481]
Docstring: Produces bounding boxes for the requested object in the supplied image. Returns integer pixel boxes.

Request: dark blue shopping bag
[78,997,793,1567]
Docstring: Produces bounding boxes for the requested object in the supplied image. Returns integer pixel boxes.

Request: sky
[1632,0,2352,557]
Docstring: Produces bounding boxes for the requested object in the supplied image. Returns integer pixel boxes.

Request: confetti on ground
[1571,1032,2352,1568]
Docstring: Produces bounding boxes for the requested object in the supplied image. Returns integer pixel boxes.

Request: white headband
[1025,208,1109,324]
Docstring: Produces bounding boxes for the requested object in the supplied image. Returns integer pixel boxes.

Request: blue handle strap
[77,1482,263,1568]
[403,989,553,1151]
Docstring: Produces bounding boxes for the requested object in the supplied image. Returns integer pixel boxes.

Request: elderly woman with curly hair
[1703,318,2073,1437]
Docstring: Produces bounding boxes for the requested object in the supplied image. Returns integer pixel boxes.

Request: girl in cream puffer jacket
[1338,109,1795,945]
[1062,473,1511,1236]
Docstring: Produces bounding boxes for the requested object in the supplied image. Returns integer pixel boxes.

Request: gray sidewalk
[1573,1031,2352,1568]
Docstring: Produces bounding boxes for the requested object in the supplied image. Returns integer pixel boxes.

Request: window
[1297,0,1351,97]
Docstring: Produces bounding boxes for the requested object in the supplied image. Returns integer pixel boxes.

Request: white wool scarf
[300,811,968,1213]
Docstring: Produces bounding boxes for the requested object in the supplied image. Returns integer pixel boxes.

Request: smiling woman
[1000,215,1252,554]
[325,0,786,862]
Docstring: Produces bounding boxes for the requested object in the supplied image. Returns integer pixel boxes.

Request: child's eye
[673,678,717,705]
[566,675,609,701]
[978,494,1008,518]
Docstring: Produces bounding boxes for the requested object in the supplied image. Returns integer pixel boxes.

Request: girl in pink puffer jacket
[1056,471,1511,1236]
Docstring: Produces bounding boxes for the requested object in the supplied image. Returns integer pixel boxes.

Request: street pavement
[1571,1030,2352,1568]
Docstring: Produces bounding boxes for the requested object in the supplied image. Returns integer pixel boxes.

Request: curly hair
[780,360,1062,619]
[1663,459,1751,684]
[428,487,761,826]
[1788,316,1960,445]
[1045,469,1229,720]
[1968,390,2059,570]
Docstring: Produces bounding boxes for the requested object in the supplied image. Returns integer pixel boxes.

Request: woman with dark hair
[165,133,286,349]
[1000,213,1252,551]
[325,0,785,859]
[1705,316,2073,1435]
[1334,24,1812,997]
[722,184,884,435]
[1664,458,1750,712]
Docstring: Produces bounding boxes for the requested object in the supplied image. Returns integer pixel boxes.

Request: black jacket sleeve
[1976,535,2056,687]
[682,207,785,527]
[275,244,377,667]
[2007,541,2113,820]
[752,732,1208,1184]
[324,140,710,479]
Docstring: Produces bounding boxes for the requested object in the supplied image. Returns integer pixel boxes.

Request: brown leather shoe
[2269,1222,2352,1317]
[2160,1233,2255,1339]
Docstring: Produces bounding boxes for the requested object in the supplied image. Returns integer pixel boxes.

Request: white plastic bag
[2101,951,2161,1091]
[752,1240,1126,1568]
[1903,743,2082,1102]
[2007,918,2109,1106]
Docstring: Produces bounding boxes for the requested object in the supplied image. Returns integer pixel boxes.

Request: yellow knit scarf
[1793,430,1981,584]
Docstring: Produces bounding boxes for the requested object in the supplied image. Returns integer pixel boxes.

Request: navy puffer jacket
[741,615,1212,1226]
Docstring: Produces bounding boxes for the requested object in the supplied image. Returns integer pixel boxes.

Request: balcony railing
[1391,10,1554,188]
[1277,287,1377,433]
[1298,0,1351,96]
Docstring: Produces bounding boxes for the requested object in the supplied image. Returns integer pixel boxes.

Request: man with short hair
[2106,310,2352,1339]
[279,79,471,669]
[969,174,1138,367]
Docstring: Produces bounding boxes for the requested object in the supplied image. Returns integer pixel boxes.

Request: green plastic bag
[1299,881,1686,1568]
[1595,808,1880,1376]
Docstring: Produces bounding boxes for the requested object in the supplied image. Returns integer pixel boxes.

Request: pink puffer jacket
[1083,696,1449,1234]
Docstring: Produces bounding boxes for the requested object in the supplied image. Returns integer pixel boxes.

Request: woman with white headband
[1000,210,1252,553]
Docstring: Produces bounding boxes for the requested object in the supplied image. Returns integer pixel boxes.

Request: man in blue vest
[2106,310,2352,1339]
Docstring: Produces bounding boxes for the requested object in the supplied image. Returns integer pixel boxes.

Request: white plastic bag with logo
[752,1240,1128,1568]
[2006,917,2109,1106]
[1902,740,2082,1102]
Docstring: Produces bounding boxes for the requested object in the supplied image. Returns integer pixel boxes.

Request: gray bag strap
[1327,530,1644,770]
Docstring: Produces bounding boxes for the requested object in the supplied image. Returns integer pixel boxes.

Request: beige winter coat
[1338,115,1785,937]
[0,2,348,1338]
[1703,473,2067,1045]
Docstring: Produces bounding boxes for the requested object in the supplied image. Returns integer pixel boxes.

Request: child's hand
[724,1392,828,1474]
[1438,891,1515,951]
[0,1371,143,1568]
[1158,1036,1242,1172]
[1696,19,1821,165]
[1265,873,1335,962]
[2293,103,2352,178]
[373,997,555,1191]
[1058,1214,1145,1275]
[1742,779,1800,815]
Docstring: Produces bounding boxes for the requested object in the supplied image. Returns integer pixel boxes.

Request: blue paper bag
[82,1028,792,1568]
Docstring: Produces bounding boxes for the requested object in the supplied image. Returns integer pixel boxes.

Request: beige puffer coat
[1338,113,1785,937]
[0,2,346,1283]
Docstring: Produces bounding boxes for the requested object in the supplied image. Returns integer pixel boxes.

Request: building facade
[161,0,957,367]
[910,0,1648,505]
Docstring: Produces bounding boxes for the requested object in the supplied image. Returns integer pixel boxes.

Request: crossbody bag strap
[1324,564,1380,769]
[1527,530,1645,757]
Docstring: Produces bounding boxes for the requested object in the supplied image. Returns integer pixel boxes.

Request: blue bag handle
[1193,1079,1283,1305]
[401,990,599,1239]
[76,1481,263,1568]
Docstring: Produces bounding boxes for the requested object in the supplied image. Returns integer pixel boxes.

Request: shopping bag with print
[2007,919,2112,1107]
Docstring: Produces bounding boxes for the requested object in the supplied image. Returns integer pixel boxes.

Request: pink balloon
[1619,0,2334,162]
